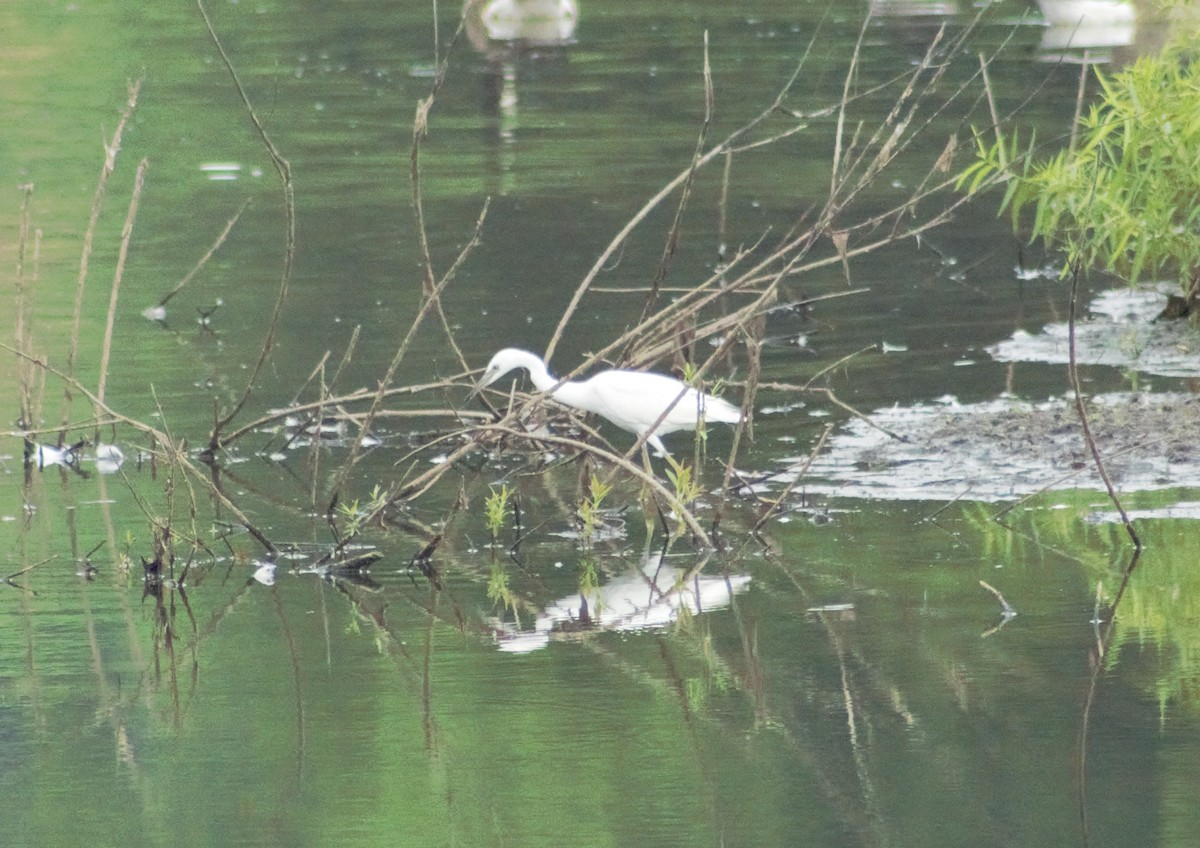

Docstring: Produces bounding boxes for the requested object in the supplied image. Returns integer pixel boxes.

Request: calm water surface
[3,1,1199,846]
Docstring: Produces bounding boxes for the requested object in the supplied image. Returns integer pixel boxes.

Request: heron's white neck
[506,350,559,393]
[508,350,596,411]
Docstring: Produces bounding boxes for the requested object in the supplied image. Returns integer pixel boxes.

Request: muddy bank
[778,392,1200,502]
[989,284,1200,378]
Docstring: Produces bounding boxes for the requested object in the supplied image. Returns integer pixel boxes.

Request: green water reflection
[3,1,1199,846]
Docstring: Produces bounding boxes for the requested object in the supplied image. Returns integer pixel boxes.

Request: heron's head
[474,348,541,397]
[479,348,520,388]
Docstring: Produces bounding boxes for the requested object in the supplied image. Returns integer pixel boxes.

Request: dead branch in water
[197,0,296,453]
[1067,265,1141,550]
[322,14,478,507]
[409,16,472,378]
[153,199,250,310]
[4,343,279,556]
[636,30,714,330]
[62,78,142,432]
[15,183,38,433]
[96,158,148,416]
[329,196,492,505]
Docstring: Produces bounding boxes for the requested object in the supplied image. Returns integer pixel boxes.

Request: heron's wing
[582,370,701,434]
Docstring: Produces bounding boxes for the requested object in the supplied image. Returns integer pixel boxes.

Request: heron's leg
[639,443,655,478]
[635,446,661,539]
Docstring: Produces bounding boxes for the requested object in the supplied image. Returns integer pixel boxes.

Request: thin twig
[156,199,250,308]
[64,78,142,428]
[980,52,1005,169]
[216,373,473,448]
[544,33,818,362]
[329,197,491,502]
[97,158,148,415]
[978,580,1016,617]
[2,558,55,587]
[751,423,833,533]
[919,486,973,524]
[1069,57,1089,153]
[717,148,733,261]
[638,31,714,326]
[831,13,871,193]
[1067,265,1140,549]
[991,437,1151,520]
[410,17,471,376]
[4,342,279,555]
[197,0,295,449]
[16,183,36,431]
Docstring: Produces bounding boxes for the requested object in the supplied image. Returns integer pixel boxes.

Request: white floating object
[806,603,856,613]
[199,162,243,181]
[252,561,277,586]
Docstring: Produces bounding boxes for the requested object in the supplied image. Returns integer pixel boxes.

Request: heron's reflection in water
[492,549,751,653]
[464,0,579,49]
[1035,0,1135,61]
[464,0,579,191]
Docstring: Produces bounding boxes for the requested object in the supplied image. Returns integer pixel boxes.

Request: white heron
[476,347,743,457]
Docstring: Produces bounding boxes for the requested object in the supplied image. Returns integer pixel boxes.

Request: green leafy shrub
[960,46,1200,299]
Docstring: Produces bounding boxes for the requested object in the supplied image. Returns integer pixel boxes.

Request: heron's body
[477,348,742,456]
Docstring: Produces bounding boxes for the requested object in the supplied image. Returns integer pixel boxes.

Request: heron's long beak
[456,374,494,426]
[468,370,497,405]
